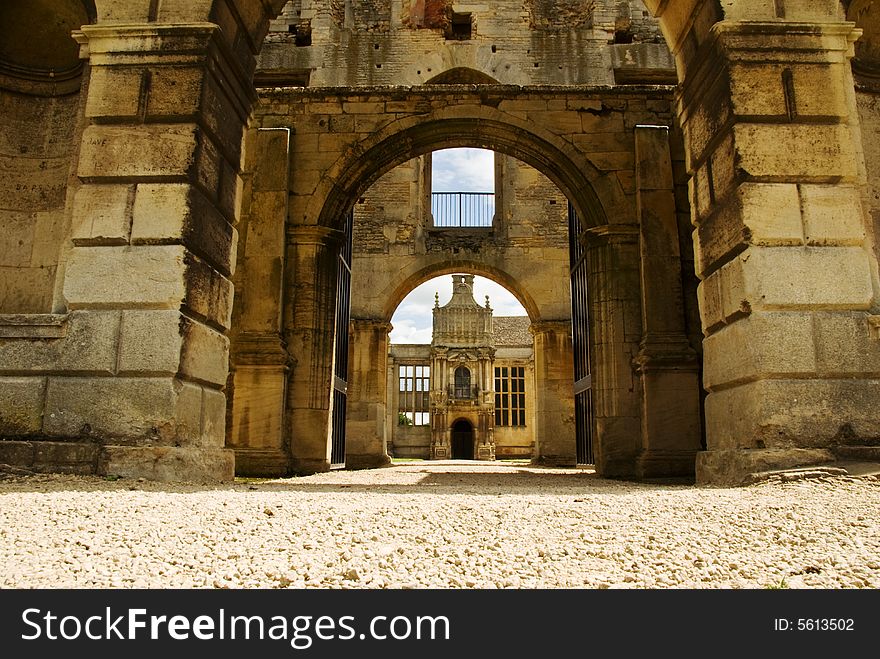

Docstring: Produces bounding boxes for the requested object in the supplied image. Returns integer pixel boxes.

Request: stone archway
[228,83,706,479]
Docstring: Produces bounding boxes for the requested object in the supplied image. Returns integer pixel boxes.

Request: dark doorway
[451,419,474,459]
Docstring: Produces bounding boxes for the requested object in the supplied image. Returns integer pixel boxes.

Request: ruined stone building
[388,275,536,461]
[0,1,879,485]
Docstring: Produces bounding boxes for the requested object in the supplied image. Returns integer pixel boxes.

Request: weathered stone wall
[0,88,82,313]
[0,0,91,314]
[350,151,570,321]
[858,88,880,265]
[260,0,673,86]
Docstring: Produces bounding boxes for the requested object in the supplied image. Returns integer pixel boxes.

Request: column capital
[286,224,346,247]
[581,223,639,247]
[350,318,393,334]
[529,320,572,336]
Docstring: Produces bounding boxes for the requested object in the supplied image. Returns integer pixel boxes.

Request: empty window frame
[495,366,526,426]
[399,364,431,426]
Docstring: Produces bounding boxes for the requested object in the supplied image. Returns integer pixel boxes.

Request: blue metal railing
[431,192,495,228]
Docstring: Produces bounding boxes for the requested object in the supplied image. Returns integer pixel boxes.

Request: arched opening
[384,271,534,463]
[315,120,602,472]
[451,419,475,460]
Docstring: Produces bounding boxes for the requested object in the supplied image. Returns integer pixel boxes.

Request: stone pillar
[682,21,880,483]
[284,225,343,474]
[345,318,393,469]
[228,128,292,476]
[530,321,576,466]
[633,126,703,478]
[430,349,449,459]
[584,225,644,477]
[54,23,256,482]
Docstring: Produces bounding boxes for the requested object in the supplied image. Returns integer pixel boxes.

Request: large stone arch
[380,261,541,324]
[308,102,619,234]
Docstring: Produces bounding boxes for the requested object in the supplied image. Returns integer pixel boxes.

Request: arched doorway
[451,420,475,460]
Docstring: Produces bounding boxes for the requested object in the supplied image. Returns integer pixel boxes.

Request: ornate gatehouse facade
[388,275,536,461]
[0,1,879,486]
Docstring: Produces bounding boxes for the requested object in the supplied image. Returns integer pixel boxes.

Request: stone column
[682,21,880,483]
[633,126,703,478]
[228,128,292,476]
[56,23,255,482]
[284,225,343,474]
[530,321,576,466]
[584,225,643,477]
[345,318,393,469]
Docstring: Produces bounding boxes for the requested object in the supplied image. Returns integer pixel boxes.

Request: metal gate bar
[569,202,594,465]
[330,209,353,467]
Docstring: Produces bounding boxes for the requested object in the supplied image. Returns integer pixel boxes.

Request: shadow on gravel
[249,471,695,496]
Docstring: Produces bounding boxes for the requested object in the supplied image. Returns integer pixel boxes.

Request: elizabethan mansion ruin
[0,1,879,485]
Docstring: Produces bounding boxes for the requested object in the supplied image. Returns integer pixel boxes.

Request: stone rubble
[1,461,877,589]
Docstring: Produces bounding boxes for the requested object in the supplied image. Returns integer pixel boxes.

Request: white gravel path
[1,461,878,589]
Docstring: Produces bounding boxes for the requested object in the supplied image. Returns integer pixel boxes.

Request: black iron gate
[330,209,354,468]
[569,202,594,465]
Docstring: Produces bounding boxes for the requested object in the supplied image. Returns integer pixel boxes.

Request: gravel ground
[1,461,878,589]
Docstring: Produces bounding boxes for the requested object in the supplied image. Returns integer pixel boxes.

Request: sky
[388,148,526,344]
[390,275,527,344]
[431,148,495,192]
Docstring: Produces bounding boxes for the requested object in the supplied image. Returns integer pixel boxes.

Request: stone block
[746,246,873,310]
[147,66,204,119]
[229,366,287,450]
[696,448,836,486]
[0,440,35,466]
[64,245,187,309]
[705,378,880,450]
[78,125,198,179]
[33,441,100,475]
[813,311,880,375]
[0,377,47,436]
[702,312,816,390]
[43,376,203,444]
[741,182,803,242]
[728,64,787,117]
[530,110,583,135]
[183,254,235,330]
[0,311,119,373]
[800,184,866,245]
[132,184,236,273]
[180,318,230,386]
[696,274,723,333]
[201,386,227,448]
[733,124,859,179]
[71,184,133,244]
[250,129,291,192]
[0,266,55,314]
[84,67,143,120]
[586,152,634,171]
[117,309,183,375]
[99,446,234,483]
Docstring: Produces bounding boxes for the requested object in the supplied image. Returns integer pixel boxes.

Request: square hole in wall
[445,13,472,41]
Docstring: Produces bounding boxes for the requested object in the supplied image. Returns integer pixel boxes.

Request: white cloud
[390,274,526,344]
[432,148,495,192]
